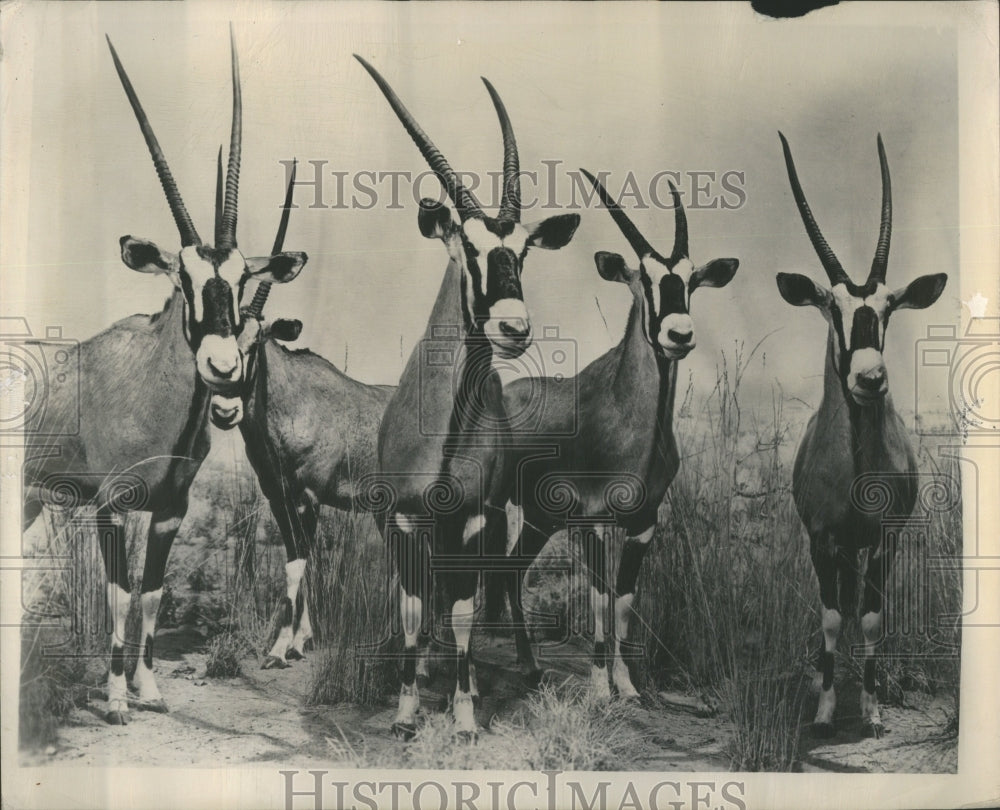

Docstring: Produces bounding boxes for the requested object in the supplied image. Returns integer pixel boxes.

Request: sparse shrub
[493,682,643,771]
[205,629,254,677]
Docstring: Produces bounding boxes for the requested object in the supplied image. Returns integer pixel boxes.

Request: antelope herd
[22,30,949,744]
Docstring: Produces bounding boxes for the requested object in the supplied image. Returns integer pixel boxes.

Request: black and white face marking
[830,282,893,403]
[461,217,532,358]
[119,235,306,400]
[639,254,696,359]
[417,200,579,359]
[776,271,947,407]
[596,249,739,362]
[179,246,248,388]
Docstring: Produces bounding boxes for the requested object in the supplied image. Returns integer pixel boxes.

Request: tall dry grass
[305,508,397,706]
[632,341,962,769]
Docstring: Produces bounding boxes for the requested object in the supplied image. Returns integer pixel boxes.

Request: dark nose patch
[485,248,523,305]
[850,306,880,351]
[658,274,687,317]
[202,276,235,338]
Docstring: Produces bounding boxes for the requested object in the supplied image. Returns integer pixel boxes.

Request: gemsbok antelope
[776,132,947,737]
[355,55,581,738]
[503,170,739,698]
[21,32,306,725]
[209,164,395,669]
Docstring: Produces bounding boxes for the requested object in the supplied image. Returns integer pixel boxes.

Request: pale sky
[3,2,964,416]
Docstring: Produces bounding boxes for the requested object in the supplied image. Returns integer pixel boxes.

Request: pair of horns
[108,26,242,250]
[779,132,892,286]
[581,169,688,267]
[354,55,521,224]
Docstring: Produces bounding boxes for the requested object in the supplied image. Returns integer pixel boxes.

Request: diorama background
[2,2,997,809]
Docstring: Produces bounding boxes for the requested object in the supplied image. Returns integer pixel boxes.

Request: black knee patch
[457,651,471,694]
[292,587,305,633]
[142,634,154,670]
[279,596,294,628]
[593,641,607,670]
[820,650,834,691]
[401,647,417,687]
[111,644,125,677]
[615,538,650,596]
[864,658,877,694]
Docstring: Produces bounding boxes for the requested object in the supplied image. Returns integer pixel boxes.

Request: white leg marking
[106,583,130,715]
[463,514,487,543]
[395,513,415,534]
[396,586,423,726]
[612,593,639,698]
[505,502,524,554]
[291,562,313,656]
[590,584,611,701]
[815,607,842,727]
[451,596,477,733]
[133,588,163,702]
[267,559,306,662]
[860,610,882,729]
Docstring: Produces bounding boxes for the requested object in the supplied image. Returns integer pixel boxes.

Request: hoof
[812,722,835,739]
[140,699,169,714]
[286,648,305,662]
[392,721,417,741]
[865,721,885,739]
[106,710,130,726]
[302,638,314,653]
[616,687,641,701]
[456,729,478,745]
[262,655,289,670]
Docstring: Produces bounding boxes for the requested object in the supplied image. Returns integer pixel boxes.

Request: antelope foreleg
[611,526,654,698]
[132,503,186,712]
[97,509,131,724]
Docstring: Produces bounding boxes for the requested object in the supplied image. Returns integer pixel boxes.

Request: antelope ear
[266,318,303,342]
[246,252,308,283]
[776,272,831,308]
[119,236,179,282]
[890,273,948,311]
[525,213,581,250]
[418,198,457,240]
[690,258,739,293]
[594,251,636,283]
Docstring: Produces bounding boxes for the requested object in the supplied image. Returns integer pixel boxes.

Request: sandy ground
[21,629,955,773]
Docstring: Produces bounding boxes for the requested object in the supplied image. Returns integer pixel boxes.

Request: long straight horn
[580,168,655,260]
[481,77,520,222]
[667,180,688,265]
[218,25,242,249]
[778,132,849,287]
[244,160,297,320]
[107,36,201,247]
[869,133,892,284]
[354,54,483,222]
[215,146,224,245]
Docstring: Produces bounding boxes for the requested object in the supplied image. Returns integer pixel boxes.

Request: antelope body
[776,133,947,737]
[504,171,738,697]
[211,311,394,667]
[355,55,580,738]
[22,31,305,724]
